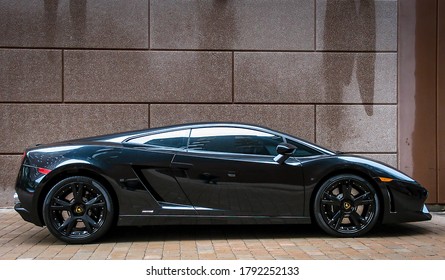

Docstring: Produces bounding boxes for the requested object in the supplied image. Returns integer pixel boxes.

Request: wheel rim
[47,180,107,239]
[319,178,377,234]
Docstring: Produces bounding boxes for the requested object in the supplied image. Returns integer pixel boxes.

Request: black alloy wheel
[43,176,114,244]
[314,174,380,237]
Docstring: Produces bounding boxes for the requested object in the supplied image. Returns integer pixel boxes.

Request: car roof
[97,122,271,142]
[115,122,334,155]
[128,122,284,138]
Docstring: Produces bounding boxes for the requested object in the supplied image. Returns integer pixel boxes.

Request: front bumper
[380,178,432,224]
[422,204,431,215]
[382,204,432,224]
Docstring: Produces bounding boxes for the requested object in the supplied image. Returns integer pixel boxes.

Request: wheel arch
[36,165,120,227]
[308,168,385,224]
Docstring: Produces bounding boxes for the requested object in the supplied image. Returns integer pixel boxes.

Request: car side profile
[14,123,431,244]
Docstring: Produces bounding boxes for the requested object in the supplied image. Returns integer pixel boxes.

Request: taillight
[37,167,52,175]
[22,151,26,160]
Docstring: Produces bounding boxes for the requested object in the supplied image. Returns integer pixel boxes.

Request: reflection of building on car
[14,123,431,244]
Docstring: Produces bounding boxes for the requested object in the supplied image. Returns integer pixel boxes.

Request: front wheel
[43,176,114,244]
[313,174,380,237]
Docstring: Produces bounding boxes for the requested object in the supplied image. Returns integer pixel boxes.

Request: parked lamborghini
[14,122,431,243]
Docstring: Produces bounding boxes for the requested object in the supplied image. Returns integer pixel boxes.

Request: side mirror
[273,143,297,164]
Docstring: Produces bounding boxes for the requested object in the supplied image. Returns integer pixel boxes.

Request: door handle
[171,162,194,169]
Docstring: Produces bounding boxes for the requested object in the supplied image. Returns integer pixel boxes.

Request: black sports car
[14,122,431,243]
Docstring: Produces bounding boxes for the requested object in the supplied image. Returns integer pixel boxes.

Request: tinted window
[127,129,190,149]
[189,127,283,156]
[286,139,322,157]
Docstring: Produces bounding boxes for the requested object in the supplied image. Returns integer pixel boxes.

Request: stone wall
[0,0,398,207]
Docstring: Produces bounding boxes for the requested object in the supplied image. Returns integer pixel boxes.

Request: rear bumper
[14,190,44,227]
[14,163,46,227]
[14,203,34,224]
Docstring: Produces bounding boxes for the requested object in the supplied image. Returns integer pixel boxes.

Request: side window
[127,129,190,149]
[189,127,283,156]
[286,139,322,157]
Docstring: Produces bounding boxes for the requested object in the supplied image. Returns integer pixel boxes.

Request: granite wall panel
[316,105,397,153]
[64,51,232,103]
[151,0,314,50]
[0,49,62,102]
[0,0,149,49]
[0,156,22,207]
[235,52,396,104]
[316,0,397,51]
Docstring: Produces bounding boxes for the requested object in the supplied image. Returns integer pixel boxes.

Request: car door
[171,126,305,217]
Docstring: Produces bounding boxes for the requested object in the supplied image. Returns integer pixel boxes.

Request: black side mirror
[273,143,297,164]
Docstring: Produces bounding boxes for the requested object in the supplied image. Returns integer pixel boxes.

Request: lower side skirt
[117,215,311,226]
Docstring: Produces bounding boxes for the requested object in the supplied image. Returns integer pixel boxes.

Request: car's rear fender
[28,162,120,226]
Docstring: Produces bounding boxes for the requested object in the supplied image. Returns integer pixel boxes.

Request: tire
[42,176,114,244]
[313,174,380,237]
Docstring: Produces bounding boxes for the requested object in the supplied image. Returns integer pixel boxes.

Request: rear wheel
[314,174,380,237]
[43,176,113,244]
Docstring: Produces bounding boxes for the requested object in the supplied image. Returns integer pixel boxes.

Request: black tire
[313,174,380,237]
[42,176,114,244]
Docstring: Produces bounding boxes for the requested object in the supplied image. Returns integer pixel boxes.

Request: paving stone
[0,209,444,260]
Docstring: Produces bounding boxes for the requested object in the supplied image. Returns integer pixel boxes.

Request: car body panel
[172,151,305,216]
[14,122,431,235]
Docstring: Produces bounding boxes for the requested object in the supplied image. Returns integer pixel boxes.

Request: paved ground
[0,209,444,260]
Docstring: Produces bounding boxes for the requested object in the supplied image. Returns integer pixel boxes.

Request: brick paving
[0,209,444,260]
